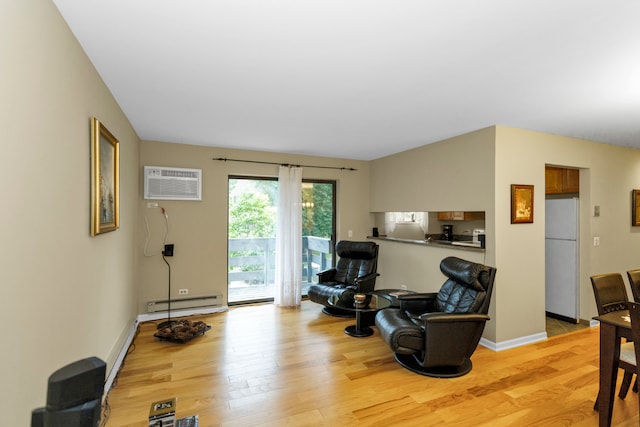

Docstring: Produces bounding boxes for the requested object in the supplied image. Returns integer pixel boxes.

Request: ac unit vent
[144,166,202,200]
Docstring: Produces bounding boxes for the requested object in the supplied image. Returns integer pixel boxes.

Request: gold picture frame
[632,190,640,226]
[511,184,534,224]
[91,117,119,236]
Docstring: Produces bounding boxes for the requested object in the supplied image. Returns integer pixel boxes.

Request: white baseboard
[104,305,228,396]
[479,332,548,352]
[104,318,139,396]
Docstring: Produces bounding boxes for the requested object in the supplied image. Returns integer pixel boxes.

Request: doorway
[227,176,336,304]
[545,166,581,335]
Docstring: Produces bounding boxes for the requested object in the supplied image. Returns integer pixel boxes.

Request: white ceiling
[52,0,640,161]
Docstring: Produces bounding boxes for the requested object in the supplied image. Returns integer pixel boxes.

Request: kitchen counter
[368,236,484,252]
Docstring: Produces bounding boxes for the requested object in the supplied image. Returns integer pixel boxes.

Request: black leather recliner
[375,256,496,377]
[307,241,380,317]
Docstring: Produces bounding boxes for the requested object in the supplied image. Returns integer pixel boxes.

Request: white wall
[1,1,139,424]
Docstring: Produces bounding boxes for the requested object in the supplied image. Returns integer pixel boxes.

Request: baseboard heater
[147,295,222,313]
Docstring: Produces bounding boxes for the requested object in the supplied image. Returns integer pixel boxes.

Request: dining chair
[626,269,640,302]
[591,273,636,405]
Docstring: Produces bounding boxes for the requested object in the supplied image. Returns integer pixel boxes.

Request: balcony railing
[228,236,333,303]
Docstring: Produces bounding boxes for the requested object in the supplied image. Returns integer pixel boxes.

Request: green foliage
[228,179,276,238]
[302,183,333,238]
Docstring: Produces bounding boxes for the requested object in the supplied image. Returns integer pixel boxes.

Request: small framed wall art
[90,117,119,236]
[632,189,640,226]
[511,184,534,224]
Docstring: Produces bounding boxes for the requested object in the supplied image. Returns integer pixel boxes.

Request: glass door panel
[228,177,335,304]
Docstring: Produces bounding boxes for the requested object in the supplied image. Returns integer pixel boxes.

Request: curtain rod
[213,157,357,171]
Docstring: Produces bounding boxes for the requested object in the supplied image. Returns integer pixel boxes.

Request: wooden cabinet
[564,168,580,193]
[545,166,579,194]
[437,211,485,221]
[438,211,461,220]
[463,211,485,221]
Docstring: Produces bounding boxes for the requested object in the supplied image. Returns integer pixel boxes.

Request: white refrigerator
[545,198,579,322]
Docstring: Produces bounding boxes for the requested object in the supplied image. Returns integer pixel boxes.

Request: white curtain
[274,165,302,307]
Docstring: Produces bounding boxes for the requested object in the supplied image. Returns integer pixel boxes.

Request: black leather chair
[307,241,380,317]
[375,256,496,377]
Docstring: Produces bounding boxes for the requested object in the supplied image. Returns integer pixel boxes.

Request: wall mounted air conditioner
[144,166,202,200]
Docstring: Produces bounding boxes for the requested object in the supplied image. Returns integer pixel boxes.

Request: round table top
[327,293,392,312]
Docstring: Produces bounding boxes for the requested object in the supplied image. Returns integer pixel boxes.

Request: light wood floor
[105,301,639,426]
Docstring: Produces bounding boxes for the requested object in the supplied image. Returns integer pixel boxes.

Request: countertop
[368,236,485,252]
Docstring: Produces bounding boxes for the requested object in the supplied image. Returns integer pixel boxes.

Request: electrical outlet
[147,202,158,208]
[594,236,600,246]
[400,285,408,290]
[348,230,353,237]
[178,289,189,295]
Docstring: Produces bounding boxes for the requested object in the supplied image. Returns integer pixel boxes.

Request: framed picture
[91,117,119,236]
[511,184,534,224]
[632,190,640,226]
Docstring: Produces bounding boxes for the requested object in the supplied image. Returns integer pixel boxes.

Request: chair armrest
[354,272,380,293]
[317,268,337,283]
[354,272,380,284]
[398,293,437,314]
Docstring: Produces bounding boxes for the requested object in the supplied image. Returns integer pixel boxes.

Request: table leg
[344,310,374,337]
[598,323,621,427]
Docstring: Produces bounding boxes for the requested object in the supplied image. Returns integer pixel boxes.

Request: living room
[4,1,640,425]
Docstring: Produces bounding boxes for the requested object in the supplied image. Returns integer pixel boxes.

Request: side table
[328,293,392,337]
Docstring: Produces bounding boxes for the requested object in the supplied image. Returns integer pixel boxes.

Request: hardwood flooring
[105,301,639,426]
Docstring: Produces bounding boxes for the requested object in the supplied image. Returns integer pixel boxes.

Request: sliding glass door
[228,177,335,304]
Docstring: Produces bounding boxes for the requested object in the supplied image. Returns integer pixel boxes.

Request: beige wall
[371,124,640,346]
[138,141,371,310]
[495,126,640,343]
[370,127,497,212]
[6,2,640,422]
[1,1,139,424]
[370,128,498,339]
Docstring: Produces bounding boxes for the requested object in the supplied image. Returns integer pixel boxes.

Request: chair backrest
[333,241,379,285]
[435,256,497,314]
[627,269,640,302]
[591,273,629,315]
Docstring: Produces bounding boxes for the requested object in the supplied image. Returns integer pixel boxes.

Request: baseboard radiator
[147,295,222,313]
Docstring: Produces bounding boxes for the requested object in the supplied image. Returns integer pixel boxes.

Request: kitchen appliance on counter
[441,224,453,241]
[472,229,485,245]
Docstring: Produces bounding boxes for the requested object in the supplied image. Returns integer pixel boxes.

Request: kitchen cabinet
[545,166,579,194]
[437,211,485,221]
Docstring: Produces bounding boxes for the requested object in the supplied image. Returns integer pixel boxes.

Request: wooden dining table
[594,309,633,427]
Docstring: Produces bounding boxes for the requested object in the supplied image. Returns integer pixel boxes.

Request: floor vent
[147,295,222,313]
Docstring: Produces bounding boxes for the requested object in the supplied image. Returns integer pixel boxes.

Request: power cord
[143,205,169,257]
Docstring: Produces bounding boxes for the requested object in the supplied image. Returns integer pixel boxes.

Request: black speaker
[46,357,106,410]
[44,399,101,427]
[31,407,45,427]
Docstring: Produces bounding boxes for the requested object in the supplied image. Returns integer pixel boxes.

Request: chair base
[321,306,356,318]
[394,353,473,378]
